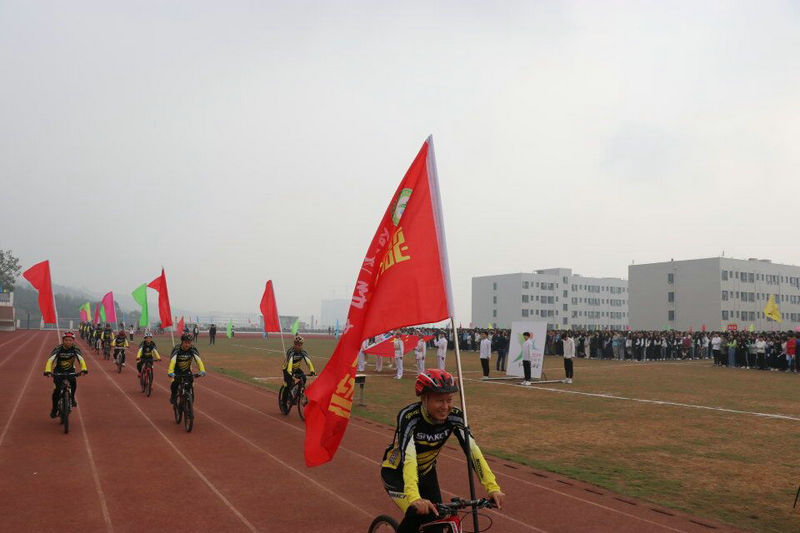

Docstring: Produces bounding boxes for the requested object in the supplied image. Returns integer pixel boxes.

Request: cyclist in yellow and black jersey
[43,332,88,418]
[282,336,315,389]
[136,331,161,377]
[112,330,129,365]
[167,333,206,404]
[381,369,504,533]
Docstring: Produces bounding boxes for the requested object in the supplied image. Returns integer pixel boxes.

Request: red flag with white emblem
[304,137,453,466]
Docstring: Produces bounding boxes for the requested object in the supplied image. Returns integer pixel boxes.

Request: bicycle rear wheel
[184,397,193,433]
[145,371,152,397]
[367,515,398,533]
[278,386,289,415]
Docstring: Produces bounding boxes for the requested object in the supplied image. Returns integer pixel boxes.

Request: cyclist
[112,329,129,366]
[43,331,88,418]
[380,369,505,533]
[100,323,114,353]
[136,331,162,377]
[167,333,206,405]
[281,336,315,403]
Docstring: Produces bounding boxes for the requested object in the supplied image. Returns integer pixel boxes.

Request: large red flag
[304,137,453,466]
[22,260,56,324]
[260,280,281,333]
[101,291,117,324]
[177,316,185,334]
[147,268,173,328]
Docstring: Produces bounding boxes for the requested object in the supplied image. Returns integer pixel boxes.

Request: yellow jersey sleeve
[152,349,161,361]
[401,438,421,504]
[304,355,315,374]
[193,354,206,372]
[76,353,88,372]
[167,354,177,374]
[44,353,57,373]
[469,439,501,495]
[136,348,143,360]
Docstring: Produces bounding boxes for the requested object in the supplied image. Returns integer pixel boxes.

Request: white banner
[507,321,547,379]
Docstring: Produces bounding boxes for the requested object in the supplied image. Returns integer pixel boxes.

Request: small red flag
[94,303,101,324]
[23,260,56,324]
[101,291,117,324]
[260,280,281,333]
[701,324,707,332]
[304,137,453,466]
[147,268,173,328]
[177,316,185,334]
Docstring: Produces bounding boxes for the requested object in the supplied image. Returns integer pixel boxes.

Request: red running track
[0,331,743,532]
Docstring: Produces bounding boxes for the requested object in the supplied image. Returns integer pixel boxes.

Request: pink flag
[101,291,117,324]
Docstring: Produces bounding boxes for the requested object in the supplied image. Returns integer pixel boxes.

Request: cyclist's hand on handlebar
[488,491,505,510]
[43,372,51,377]
[199,371,206,377]
[81,370,88,375]
[309,372,316,376]
[168,372,175,378]
[410,498,439,517]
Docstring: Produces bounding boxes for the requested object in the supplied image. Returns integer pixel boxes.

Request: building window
[522,295,529,303]
[667,273,674,284]
[535,282,539,288]
[493,296,497,304]
[722,290,728,301]
[668,310,675,321]
[563,304,568,311]
[748,273,754,282]
[563,317,568,325]
[535,296,539,301]
[522,309,529,317]
[668,292,674,302]
[493,282,497,290]
[563,290,568,297]
[722,310,728,320]
[492,309,496,317]
[522,281,529,289]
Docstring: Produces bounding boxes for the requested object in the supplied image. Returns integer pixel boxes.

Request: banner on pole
[507,321,547,379]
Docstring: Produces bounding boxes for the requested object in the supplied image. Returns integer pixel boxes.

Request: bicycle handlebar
[435,497,495,514]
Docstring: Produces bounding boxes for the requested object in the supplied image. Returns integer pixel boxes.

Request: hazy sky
[2,1,799,323]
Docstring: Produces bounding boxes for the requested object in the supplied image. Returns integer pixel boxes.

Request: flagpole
[52,285,61,342]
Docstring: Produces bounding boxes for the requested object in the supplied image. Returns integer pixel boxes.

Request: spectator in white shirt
[414,337,426,374]
[479,332,491,379]
[357,338,368,372]
[393,335,405,379]
[521,332,533,385]
[436,333,448,370]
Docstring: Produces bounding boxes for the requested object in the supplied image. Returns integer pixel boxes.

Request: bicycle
[278,369,312,420]
[102,340,111,360]
[114,348,126,373]
[173,373,202,432]
[139,359,157,397]
[49,371,82,435]
[368,497,496,533]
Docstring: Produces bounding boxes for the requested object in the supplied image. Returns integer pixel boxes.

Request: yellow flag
[488,322,493,329]
[748,323,755,332]
[763,295,783,323]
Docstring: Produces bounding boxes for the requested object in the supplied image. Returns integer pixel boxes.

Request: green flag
[79,302,91,318]
[226,319,233,338]
[291,318,300,336]
[100,305,106,323]
[131,284,149,327]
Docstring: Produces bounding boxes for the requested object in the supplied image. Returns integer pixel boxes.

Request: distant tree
[0,250,21,291]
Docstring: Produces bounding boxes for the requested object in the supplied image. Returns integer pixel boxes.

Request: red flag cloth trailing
[79,309,88,322]
[304,137,453,466]
[260,280,281,333]
[177,316,185,333]
[364,336,397,356]
[94,303,101,324]
[22,260,56,324]
[101,291,117,324]
[147,268,173,328]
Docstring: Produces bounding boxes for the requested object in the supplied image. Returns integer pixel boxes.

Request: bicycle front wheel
[367,515,398,533]
[184,397,194,433]
[174,397,183,424]
[278,386,289,415]
[60,392,70,434]
[145,372,152,397]
[297,392,307,420]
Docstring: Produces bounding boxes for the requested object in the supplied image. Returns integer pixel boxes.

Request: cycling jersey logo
[391,188,412,226]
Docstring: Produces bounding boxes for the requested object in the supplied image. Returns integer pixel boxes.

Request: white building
[320,298,349,328]
[629,257,800,331]
[472,268,628,330]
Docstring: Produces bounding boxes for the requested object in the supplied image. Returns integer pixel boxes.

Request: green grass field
[184,333,800,532]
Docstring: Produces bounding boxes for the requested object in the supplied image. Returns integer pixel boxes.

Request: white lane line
[76,407,113,532]
[0,333,40,370]
[465,377,800,422]
[154,381,372,520]
[87,347,258,532]
[0,333,47,447]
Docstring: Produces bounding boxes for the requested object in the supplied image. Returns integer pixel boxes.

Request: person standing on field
[563,332,575,384]
[521,332,533,386]
[414,336,426,374]
[357,338,368,372]
[394,334,405,379]
[208,323,217,345]
[479,331,491,379]
[435,332,447,370]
